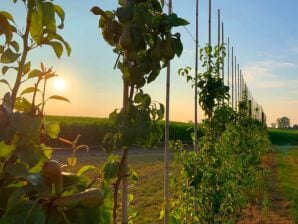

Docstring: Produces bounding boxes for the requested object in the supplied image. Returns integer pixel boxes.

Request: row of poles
[163,0,266,223]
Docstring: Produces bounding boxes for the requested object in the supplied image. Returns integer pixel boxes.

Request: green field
[47,116,298,146]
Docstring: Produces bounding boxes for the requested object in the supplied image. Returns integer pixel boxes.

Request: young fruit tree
[91,0,188,223]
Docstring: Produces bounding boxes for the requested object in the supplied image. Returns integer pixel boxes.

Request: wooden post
[164,1,172,223]
[194,0,199,152]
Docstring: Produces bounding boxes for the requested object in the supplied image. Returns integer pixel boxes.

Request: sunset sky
[1,0,298,125]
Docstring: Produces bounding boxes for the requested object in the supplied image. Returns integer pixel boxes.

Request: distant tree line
[271,116,298,129]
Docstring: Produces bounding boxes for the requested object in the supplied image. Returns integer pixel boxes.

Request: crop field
[47,116,298,147]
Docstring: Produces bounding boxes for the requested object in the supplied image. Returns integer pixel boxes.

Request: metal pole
[221,22,224,82]
[231,47,234,110]
[238,64,240,103]
[227,38,230,104]
[217,9,220,47]
[164,1,172,223]
[235,56,237,110]
[208,0,211,46]
[194,0,199,152]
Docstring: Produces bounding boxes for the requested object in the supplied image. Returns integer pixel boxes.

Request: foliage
[170,116,270,224]
[0,1,111,223]
[277,116,291,129]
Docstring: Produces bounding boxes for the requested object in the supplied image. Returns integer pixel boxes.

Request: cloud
[242,60,298,89]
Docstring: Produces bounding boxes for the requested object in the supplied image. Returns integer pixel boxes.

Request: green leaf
[20,87,38,96]
[168,13,189,27]
[67,156,77,167]
[0,13,13,43]
[45,121,60,139]
[54,5,65,29]
[48,33,71,56]
[77,165,97,176]
[0,11,15,22]
[2,66,10,75]
[103,160,119,180]
[0,79,11,90]
[47,41,63,58]
[28,69,41,79]
[47,95,70,103]
[0,141,15,157]
[14,97,32,113]
[0,47,20,64]
[1,201,46,224]
[41,2,56,33]
[10,41,19,52]
[30,7,43,44]
[23,61,31,75]
[5,162,28,177]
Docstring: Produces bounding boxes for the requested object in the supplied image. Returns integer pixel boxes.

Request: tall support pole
[238,64,241,101]
[164,0,172,223]
[217,9,220,47]
[231,47,234,110]
[194,0,199,152]
[208,0,211,46]
[227,38,230,104]
[221,22,224,82]
[240,69,243,101]
[235,56,237,111]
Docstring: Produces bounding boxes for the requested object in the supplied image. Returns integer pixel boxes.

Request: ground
[52,146,297,224]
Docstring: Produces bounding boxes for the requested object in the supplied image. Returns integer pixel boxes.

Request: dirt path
[238,152,294,224]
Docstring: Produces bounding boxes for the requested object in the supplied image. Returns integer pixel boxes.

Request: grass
[274,146,298,222]
[52,148,167,224]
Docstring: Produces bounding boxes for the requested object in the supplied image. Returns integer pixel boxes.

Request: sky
[1,0,298,125]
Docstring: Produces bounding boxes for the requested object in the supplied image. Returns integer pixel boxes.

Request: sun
[53,78,66,91]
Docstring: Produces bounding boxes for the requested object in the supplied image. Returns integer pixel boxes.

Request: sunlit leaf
[30,7,43,44]
[47,95,70,103]
[67,156,77,167]
[77,165,97,176]
[47,41,63,58]
[54,5,65,29]
[0,141,15,157]
[45,121,60,139]
[20,87,38,96]
[28,69,41,78]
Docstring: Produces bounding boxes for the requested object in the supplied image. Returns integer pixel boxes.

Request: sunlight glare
[54,78,66,91]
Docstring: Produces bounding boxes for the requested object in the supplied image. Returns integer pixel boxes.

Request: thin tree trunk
[11,8,32,108]
[164,2,172,224]
[121,2,131,223]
